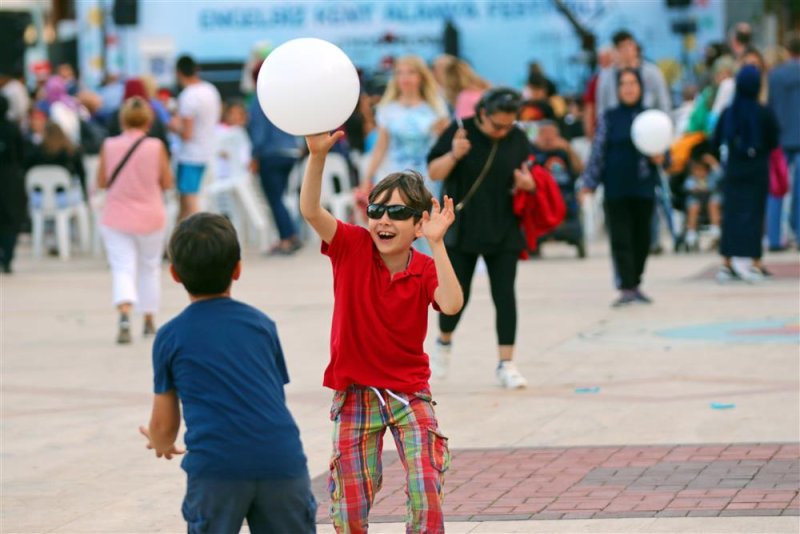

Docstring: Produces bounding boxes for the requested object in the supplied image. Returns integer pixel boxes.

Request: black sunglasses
[366,203,421,221]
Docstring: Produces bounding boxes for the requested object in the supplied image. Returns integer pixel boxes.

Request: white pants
[100,225,166,314]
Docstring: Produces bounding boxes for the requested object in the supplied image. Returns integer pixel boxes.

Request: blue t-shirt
[152,297,308,479]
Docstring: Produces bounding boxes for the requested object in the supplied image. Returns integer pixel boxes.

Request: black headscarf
[722,64,762,155]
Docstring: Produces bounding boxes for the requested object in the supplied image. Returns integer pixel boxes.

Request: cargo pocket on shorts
[329,390,347,421]
[427,428,451,473]
[328,453,343,502]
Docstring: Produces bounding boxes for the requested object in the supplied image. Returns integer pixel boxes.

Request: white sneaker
[741,266,765,283]
[429,339,451,379]
[496,361,528,389]
[685,230,698,248]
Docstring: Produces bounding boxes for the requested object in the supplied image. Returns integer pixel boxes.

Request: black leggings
[604,197,654,290]
[439,248,519,345]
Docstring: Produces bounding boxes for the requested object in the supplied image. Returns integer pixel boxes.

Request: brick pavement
[313,443,800,523]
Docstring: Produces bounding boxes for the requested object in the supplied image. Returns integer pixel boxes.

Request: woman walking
[427,88,535,389]
[97,97,173,343]
[580,69,665,307]
[714,65,780,282]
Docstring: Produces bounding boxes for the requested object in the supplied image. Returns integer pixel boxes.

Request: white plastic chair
[206,128,274,251]
[25,165,91,260]
[320,153,355,222]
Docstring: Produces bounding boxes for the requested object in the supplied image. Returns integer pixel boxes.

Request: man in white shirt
[169,55,222,221]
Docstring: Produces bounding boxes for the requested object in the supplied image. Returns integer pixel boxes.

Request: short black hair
[369,171,432,221]
[788,33,800,56]
[168,213,241,296]
[176,55,198,77]
[612,29,635,47]
[477,87,522,115]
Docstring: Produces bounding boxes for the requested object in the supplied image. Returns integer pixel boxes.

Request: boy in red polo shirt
[300,132,463,534]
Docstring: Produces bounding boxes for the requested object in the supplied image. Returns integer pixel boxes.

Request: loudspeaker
[0,11,28,76]
[443,19,459,57]
[113,0,139,26]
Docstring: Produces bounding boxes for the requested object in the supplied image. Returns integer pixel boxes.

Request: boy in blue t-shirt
[138,213,316,534]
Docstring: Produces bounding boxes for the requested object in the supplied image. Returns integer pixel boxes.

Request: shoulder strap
[454,141,498,212]
[106,135,148,189]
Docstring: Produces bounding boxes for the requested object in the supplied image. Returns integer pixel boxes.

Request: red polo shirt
[321,221,440,393]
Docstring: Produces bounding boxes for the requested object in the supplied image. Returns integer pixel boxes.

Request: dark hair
[526,72,549,90]
[612,30,635,47]
[616,68,644,105]
[689,157,710,173]
[368,171,432,221]
[732,23,752,46]
[476,87,522,115]
[787,33,800,56]
[176,55,198,77]
[168,213,241,296]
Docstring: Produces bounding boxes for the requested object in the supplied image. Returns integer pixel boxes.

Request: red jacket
[513,162,566,259]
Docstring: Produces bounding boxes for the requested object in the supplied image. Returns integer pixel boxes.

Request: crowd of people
[0,23,796,324]
[2,20,799,534]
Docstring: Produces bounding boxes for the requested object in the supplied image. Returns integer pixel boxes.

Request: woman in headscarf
[40,75,83,145]
[580,68,666,307]
[714,65,780,282]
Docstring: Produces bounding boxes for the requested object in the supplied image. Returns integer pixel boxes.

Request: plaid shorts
[328,386,451,534]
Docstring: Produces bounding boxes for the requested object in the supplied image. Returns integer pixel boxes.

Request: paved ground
[3,235,799,533]
[313,443,799,523]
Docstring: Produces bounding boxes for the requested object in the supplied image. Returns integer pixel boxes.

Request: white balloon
[631,109,674,156]
[256,38,360,136]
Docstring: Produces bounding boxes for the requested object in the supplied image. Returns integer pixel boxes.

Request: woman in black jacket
[426,87,535,389]
[580,68,665,307]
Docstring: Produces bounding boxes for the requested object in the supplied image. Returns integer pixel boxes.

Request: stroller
[530,144,586,258]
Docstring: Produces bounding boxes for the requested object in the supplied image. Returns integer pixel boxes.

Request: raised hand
[513,162,535,192]
[421,196,456,244]
[451,128,471,160]
[139,425,185,460]
[305,131,345,157]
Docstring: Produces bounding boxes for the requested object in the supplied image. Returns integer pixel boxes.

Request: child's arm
[300,131,345,244]
[139,390,185,459]
[422,196,464,315]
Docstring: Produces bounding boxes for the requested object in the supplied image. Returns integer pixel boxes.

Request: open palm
[421,196,456,243]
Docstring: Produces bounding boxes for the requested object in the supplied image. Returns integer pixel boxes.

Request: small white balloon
[631,109,674,156]
[256,38,360,136]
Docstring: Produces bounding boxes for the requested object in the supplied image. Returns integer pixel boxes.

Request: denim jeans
[258,155,298,241]
[787,149,800,241]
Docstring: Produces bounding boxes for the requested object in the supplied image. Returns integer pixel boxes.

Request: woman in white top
[362,56,449,254]
[363,57,449,193]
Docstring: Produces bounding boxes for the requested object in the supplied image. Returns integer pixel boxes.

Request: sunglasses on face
[366,203,421,221]
[482,113,517,133]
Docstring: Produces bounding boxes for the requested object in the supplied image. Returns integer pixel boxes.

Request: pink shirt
[455,89,485,119]
[101,132,166,235]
